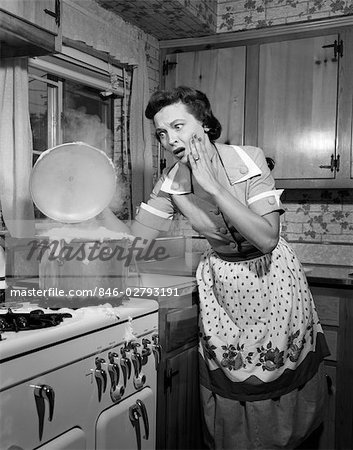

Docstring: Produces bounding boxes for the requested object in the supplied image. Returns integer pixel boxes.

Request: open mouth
[173,147,186,157]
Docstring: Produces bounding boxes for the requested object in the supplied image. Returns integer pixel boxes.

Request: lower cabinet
[156,291,204,450]
[164,346,202,450]
[154,282,353,449]
[310,285,353,450]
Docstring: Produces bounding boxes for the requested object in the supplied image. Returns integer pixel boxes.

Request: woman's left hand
[187,134,222,196]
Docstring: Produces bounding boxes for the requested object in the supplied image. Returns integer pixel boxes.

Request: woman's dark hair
[266,157,275,171]
[145,86,222,142]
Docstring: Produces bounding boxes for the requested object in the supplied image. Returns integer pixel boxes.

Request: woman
[132,86,329,449]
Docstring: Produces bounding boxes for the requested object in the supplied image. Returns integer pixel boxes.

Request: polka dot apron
[197,238,329,400]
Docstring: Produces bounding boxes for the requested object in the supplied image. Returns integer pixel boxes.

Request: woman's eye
[175,124,183,130]
[158,131,166,139]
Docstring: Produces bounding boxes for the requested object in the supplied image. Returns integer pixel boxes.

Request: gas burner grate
[0,308,72,333]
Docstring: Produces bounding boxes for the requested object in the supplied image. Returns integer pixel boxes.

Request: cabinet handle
[319,154,340,172]
[322,39,343,60]
[165,367,179,392]
[326,374,333,395]
[44,0,61,26]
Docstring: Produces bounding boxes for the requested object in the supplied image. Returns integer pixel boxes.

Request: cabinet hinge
[322,39,343,60]
[44,0,61,26]
[162,59,177,76]
[319,154,340,172]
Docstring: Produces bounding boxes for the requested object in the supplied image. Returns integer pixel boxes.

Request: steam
[62,107,128,214]
[62,107,112,155]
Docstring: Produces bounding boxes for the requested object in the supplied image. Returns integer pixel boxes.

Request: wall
[112,32,160,220]
[217,0,353,31]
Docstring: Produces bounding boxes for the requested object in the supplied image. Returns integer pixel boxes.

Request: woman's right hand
[187,134,222,197]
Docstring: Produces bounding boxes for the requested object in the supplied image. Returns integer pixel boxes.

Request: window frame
[28,45,125,153]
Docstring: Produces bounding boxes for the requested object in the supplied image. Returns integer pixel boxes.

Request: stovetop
[0,297,159,362]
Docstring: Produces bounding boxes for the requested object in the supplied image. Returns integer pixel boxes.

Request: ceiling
[95,0,218,40]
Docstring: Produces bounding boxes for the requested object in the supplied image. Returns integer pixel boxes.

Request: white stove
[0,297,159,450]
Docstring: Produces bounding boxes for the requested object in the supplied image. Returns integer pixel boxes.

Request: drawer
[323,328,337,362]
[166,304,198,352]
[311,287,340,326]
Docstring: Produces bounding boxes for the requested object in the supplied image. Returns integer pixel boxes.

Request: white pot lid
[30,142,116,223]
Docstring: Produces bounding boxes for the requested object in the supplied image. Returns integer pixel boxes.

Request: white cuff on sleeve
[248,189,284,207]
[139,202,173,219]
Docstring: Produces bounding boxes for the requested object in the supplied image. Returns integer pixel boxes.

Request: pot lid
[30,142,116,223]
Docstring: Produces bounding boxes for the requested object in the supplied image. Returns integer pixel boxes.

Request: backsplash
[167,189,353,256]
[217,0,353,32]
[281,189,353,244]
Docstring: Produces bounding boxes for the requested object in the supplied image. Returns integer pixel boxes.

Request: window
[28,49,131,219]
[29,65,114,162]
[28,67,60,163]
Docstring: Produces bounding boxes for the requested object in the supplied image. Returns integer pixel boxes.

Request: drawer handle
[165,367,179,392]
[326,374,333,395]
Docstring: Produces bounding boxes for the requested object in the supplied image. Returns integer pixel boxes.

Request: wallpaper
[218,0,353,32]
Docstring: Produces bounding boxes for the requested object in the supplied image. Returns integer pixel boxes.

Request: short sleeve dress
[134,145,330,449]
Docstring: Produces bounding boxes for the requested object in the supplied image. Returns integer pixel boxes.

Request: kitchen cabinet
[0,0,62,58]
[162,24,353,188]
[258,35,338,182]
[256,30,353,188]
[308,285,353,449]
[155,289,204,450]
[164,346,201,449]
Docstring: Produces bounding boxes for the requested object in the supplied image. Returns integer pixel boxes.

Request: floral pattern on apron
[197,238,326,386]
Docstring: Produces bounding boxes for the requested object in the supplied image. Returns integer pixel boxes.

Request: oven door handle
[129,404,142,450]
[136,399,149,440]
[32,384,55,440]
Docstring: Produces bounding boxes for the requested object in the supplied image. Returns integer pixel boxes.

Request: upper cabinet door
[0,0,61,58]
[0,0,59,34]
[258,35,339,181]
[163,47,246,165]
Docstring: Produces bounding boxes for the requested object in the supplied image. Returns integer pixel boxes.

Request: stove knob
[133,373,146,390]
[141,338,152,365]
[151,334,162,370]
[94,357,107,402]
[107,353,120,390]
[120,347,132,381]
[130,342,142,377]
[110,384,125,402]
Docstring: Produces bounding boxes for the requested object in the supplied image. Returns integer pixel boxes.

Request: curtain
[129,38,153,216]
[0,58,35,237]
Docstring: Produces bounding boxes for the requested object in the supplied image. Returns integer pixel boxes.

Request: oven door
[34,427,86,449]
[96,387,155,450]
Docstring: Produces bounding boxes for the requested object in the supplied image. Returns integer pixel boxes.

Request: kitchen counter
[127,272,197,308]
[302,263,353,288]
[135,256,196,277]
[136,256,353,288]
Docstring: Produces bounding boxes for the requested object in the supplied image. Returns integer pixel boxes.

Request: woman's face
[154,102,207,164]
